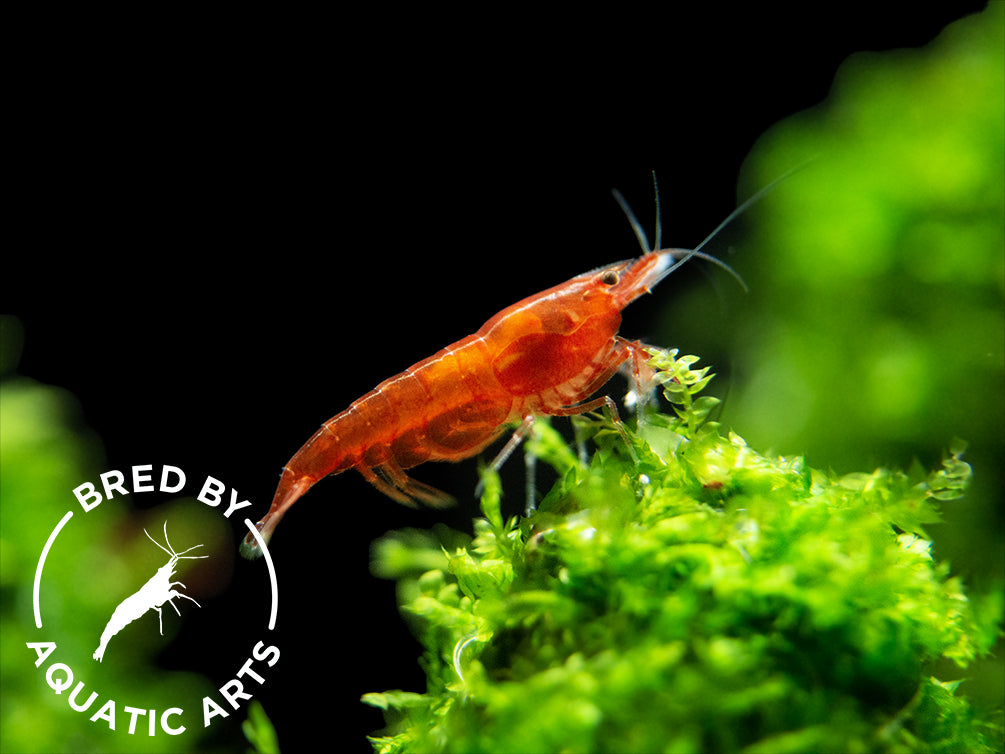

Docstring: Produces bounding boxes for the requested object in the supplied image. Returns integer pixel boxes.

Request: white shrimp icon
[93,521,208,662]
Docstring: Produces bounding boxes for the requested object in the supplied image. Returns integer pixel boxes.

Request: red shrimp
[240,179,754,559]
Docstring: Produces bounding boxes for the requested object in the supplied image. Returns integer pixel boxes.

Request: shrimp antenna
[647,158,816,292]
[143,522,208,559]
[144,525,173,557]
[654,248,749,292]
[693,158,815,254]
[612,188,651,253]
[652,171,662,252]
[613,176,748,291]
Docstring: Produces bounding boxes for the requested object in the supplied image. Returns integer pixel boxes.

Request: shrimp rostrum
[241,180,750,559]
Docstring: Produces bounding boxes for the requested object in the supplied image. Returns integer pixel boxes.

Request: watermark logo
[28,464,280,740]
[92,521,207,663]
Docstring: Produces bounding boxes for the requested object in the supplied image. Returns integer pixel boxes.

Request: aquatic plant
[365,348,1002,753]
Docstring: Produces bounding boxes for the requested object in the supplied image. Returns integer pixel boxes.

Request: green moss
[719,10,1005,647]
[365,349,1003,754]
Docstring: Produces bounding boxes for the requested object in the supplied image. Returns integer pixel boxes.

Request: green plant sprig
[365,350,1003,754]
[646,346,720,431]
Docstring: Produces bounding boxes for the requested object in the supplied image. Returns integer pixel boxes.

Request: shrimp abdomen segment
[405,337,515,459]
[240,335,516,558]
[309,335,515,471]
[301,335,514,471]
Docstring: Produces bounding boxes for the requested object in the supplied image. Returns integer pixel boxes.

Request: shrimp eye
[600,270,619,286]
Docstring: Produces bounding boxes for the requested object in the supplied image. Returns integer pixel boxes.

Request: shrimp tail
[92,594,144,661]
[240,471,314,560]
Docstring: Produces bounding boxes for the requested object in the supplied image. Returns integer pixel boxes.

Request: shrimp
[241,177,756,560]
[93,522,207,662]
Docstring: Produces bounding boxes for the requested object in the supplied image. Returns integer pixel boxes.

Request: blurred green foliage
[0,315,228,753]
[731,3,1002,475]
[366,348,1003,753]
[665,4,1003,714]
[243,700,281,754]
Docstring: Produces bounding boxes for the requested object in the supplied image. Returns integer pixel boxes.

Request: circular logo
[27,464,279,742]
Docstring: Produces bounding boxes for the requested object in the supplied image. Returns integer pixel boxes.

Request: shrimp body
[241,248,680,559]
[94,523,206,662]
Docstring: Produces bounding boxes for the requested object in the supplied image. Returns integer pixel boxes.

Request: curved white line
[244,519,279,630]
[452,631,479,684]
[33,511,74,629]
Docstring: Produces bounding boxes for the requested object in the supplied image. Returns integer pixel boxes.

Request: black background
[5,6,990,751]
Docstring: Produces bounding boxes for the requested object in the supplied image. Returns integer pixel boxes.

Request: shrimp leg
[475,415,536,501]
[378,460,456,507]
[477,339,649,505]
